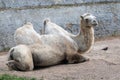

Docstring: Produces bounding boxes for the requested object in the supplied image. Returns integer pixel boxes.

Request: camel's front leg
[66,53,89,64]
[6,60,32,71]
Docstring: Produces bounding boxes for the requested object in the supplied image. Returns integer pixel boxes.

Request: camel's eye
[85,19,89,23]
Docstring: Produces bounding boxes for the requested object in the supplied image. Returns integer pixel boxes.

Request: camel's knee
[6,60,18,71]
[66,54,89,64]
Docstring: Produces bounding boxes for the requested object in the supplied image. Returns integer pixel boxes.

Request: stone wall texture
[0,0,120,51]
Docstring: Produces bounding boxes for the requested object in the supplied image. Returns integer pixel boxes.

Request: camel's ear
[80,16,84,20]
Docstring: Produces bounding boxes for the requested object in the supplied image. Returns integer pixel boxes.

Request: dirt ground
[0,37,120,80]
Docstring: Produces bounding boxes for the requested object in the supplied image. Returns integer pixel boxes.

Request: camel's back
[44,21,75,37]
[14,24,41,45]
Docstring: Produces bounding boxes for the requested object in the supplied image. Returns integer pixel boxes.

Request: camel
[43,13,98,53]
[14,22,41,45]
[14,13,98,54]
[6,13,98,71]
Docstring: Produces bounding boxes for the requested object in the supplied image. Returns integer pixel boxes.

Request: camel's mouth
[92,23,98,26]
[93,24,97,26]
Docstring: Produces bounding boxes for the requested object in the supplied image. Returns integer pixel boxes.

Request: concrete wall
[0,0,120,51]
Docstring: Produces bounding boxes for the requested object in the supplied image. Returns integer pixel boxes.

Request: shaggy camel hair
[43,13,98,54]
[14,22,41,45]
[6,13,98,71]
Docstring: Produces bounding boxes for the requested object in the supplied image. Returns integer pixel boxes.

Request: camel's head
[81,13,98,27]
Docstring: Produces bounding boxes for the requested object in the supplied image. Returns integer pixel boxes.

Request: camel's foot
[67,54,89,64]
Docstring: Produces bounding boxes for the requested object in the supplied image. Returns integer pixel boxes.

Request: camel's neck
[73,21,94,53]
